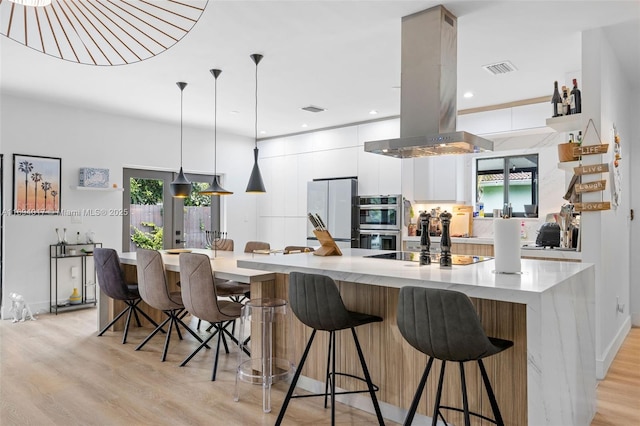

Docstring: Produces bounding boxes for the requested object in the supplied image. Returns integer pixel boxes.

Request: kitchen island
[238,248,595,426]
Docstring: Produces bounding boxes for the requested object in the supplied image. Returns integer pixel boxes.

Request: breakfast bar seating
[276,272,384,425]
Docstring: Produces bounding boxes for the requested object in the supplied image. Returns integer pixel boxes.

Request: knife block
[312,230,342,256]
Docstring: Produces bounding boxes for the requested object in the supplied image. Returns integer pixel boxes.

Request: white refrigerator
[307,178,358,248]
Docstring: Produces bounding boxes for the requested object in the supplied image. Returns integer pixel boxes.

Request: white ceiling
[1,1,639,140]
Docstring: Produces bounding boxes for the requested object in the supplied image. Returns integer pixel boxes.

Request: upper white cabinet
[457,102,552,137]
[357,119,402,195]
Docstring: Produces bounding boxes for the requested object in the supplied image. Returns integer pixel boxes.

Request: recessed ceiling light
[301,123,308,128]
[260,130,267,135]
[463,92,474,98]
[369,110,378,115]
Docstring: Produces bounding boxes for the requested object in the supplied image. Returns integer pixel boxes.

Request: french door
[122,168,221,252]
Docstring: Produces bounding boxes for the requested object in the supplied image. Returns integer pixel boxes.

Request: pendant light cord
[180,86,184,167]
[254,59,258,147]
[214,76,217,176]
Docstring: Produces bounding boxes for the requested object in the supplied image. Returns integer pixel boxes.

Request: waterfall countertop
[237,248,592,305]
[237,248,596,426]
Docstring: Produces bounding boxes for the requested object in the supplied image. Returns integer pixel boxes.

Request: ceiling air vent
[482,60,517,75]
[301,105,326,113]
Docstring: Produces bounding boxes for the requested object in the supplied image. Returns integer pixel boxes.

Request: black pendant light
[246,53,266,193]
[170,82,192,198]
[200,69,233,196]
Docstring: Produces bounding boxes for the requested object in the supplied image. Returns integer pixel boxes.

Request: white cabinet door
[413,156,457,202]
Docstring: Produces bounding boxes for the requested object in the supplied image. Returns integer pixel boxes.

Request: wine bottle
[570,78,582,114]
[551,81,562,117]
[562,86,571,115]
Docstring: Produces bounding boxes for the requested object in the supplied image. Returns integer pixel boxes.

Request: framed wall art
[13,154,61,215]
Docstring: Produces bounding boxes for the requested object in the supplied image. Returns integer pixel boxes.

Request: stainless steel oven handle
[358,205,398,210]
[359,230,400,235]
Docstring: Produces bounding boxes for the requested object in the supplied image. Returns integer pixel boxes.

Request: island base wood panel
[257,273,527,426]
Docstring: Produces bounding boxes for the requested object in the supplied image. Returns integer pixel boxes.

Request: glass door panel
[123,169,172,252]
[123,169,222,252]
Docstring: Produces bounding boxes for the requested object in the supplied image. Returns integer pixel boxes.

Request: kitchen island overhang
[238,248,596,426]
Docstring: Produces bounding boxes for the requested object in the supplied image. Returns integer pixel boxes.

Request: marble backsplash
[410,131,570,240]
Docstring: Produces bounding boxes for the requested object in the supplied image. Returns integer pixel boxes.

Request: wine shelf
[546,113,583,133]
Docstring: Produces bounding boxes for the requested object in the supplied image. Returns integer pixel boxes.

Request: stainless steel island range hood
[364,5,493,158]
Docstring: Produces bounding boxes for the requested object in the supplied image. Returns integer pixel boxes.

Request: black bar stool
[397,287,513,426]
[275,272,385,426]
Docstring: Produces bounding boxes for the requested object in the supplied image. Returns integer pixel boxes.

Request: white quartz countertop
[119,249,276,283]
[237,248,593,305]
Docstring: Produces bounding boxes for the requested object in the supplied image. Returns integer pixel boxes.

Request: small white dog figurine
[9,292,36,322]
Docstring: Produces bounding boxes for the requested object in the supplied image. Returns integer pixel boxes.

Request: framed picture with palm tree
[13,154,61,215]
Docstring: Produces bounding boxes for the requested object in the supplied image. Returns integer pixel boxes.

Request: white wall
[631,86,640,327]
[0,94,257,316]
[582,27,634,378]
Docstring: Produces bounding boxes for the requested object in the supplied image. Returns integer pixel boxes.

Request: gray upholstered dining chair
[94,248,160,344]
[178,252,246,381]
[212,238,234,251]
[275,272,384,426]
[397,287,513,426]
[244,241,270,253]
[134,248,208,361]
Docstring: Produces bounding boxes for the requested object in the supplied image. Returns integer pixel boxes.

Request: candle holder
[205,230,228,258]
[439,211,452,268]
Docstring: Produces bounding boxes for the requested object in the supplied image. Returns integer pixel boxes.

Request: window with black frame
[476,155,539,217]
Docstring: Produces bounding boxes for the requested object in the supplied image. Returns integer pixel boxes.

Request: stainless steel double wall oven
[358,195,402,250]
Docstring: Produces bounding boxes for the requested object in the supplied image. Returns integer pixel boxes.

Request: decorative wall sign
[13,154,61,215]
[573,163,609,175]
[573,144,609,156]
[573,202,611,212]
[575,180,607,194]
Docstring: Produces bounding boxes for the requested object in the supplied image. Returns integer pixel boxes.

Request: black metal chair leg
[432,361,446,426]
[351,328,385,426]
[161,315,175,362]
[122,304,134,344]
[404,357,434,426]
[459,362,471,426]
[131,301,143,327]
[331,331,337,425]
[478,359,505,426]
[180,332,217,366]
[324,331,334,408]
[275,329,317,426]
[98,304,131,337]
[176,315,210,348]
[135,316,171,351]
[211,323,224,381]
[132,302,164,331]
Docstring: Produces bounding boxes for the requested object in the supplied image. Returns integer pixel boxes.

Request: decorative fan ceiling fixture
[0,0,207,65]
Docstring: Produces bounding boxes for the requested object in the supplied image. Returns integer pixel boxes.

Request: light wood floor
[1,309,638,425]
[0,308,397,426]
[591,327,640,426]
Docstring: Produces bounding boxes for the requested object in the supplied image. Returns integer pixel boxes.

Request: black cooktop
[364,251,492,265]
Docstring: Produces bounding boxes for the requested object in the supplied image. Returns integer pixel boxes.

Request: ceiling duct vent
[301,105,326,113]
[482,60,518,75]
